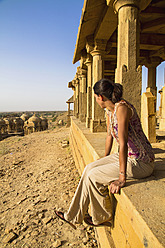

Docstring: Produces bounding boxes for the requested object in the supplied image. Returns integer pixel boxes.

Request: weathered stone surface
[52,239,62,248]
[4,227,13,234]
[83,237,88,244]
[61,143,69,148]
[21,225,28,232]
[2,232,18,243]
[42,217,53,225]
[58,120,64,126]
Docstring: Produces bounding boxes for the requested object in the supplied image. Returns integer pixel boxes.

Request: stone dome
[20,113,29,122]
[40,116,47,121]
[4,118,12,125]
[14,117,24,124]
[28,114,41,124]
[0,119,6,126]
[40,116,48,128]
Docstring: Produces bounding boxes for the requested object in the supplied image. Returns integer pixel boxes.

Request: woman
[55,78,155,228]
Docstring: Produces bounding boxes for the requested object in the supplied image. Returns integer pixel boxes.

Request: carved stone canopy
[73,0,165,68]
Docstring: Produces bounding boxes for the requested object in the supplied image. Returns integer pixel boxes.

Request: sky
[0,0,84,112]
[0,0,164,112]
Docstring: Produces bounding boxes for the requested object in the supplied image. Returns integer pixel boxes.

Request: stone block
[70,130,85,174]
[159,118,165,131]
[3,232,18,243]
[111,202,143,248]
[141,92,156,143]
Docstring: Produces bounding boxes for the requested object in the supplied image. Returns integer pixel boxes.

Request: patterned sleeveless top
[106,100,155,163]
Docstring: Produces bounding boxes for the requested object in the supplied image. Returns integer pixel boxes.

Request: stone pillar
[159,86,165,131]
[72,79,76,117]
[85,53,93,128]
[90,39,107,132]
[79,67,87,122]
[66,102,71,127]
[147,66,157,97]
[68,102,70,115]
[145,58,161,112]
[77,68,82,121]
[75,77,80,118]
[141,92,156,143]
[69,78,76,116]
[114,0,142,117]
[158,88,163,122]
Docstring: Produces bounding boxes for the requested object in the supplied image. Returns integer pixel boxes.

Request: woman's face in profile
[94,94,105,108]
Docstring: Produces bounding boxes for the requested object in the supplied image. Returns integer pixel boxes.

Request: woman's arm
[105,114,113,156]
[109,104,131,194]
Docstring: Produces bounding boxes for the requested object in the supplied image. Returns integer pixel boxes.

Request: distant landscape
[0,111,71,130]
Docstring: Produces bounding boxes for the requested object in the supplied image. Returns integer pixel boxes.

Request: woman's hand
[109,179,126,194]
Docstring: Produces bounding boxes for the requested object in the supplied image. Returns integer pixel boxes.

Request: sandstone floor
[0,127,98,248]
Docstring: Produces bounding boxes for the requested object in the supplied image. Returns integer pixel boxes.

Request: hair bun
[93,79,123,103]
[111,83,123,103]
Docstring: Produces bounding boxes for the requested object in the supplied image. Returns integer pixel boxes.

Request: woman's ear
[99,95,103,101]
[99,95,104,101]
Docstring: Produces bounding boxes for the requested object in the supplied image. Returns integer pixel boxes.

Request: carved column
[66,102,71,127]
[114,0,141,116]
[79,67,87,122]
[90,39,107,132]
[68,79,76,117]
[75,75,80,119]
[158,88,163,121]
[145,58,161,111]
[76,67,82,121]
[147,65,157,113]
[85,53,93,128]
[147,66,157,97]
[72,79,76,117]
[159,86,165,131]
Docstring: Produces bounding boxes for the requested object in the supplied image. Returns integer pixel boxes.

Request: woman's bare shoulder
[116,102,132,120]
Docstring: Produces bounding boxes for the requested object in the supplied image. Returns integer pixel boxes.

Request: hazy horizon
[0,110,68,113]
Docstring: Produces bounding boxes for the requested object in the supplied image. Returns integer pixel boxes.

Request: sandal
[55,211,77,230]
[84,216,112,227]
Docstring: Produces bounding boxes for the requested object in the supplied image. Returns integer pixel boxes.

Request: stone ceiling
[73,0,165,68]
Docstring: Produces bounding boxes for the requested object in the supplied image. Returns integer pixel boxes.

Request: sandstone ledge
[70,116,165,248]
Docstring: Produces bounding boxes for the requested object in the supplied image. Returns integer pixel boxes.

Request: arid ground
[0,120,98,248]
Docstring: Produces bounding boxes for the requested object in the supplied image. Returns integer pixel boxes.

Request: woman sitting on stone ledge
[55,78,155,229]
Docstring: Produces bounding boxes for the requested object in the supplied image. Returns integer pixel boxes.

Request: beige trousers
[64,153,154,225]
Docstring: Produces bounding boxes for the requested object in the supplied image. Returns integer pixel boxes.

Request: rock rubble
[0,127,98,247]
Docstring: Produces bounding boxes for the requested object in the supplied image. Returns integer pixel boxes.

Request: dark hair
[93,78,123,104]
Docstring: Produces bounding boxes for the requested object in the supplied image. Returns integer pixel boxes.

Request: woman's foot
[55,211,77,230]
[84,216,112,227]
